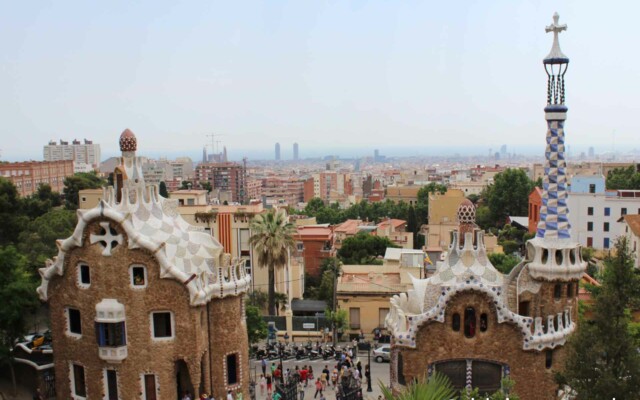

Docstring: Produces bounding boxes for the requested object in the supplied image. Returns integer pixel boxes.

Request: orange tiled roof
[622,214,640,238]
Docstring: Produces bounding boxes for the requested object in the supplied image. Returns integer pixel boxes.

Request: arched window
[452,313,461,332]
[554,284,562,300]
[464,307,476,338]
[480,313,488,332]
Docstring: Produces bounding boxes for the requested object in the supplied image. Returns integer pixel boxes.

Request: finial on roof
[544,12,569,65]
[457,199,476,225]
[119,129,137,152]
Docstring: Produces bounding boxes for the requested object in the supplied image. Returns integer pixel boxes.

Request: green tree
[337,232,398,265]
[379,372,455,400]
[488,253,520,274]
[200,181,212,193]
[0,246,40,395]
[159,181,169,198]
[0,178,28,246]
[485,169,534,228]
[18,209,77,275]
[21,183,62,219]
[249,209,296,315]
[63,171,106,210]
[245,304,268,345]
[274,292,288,316]
[325,308,348,343]
[606,166,640,190]
[304,197,326,215]
[560,237,640,399]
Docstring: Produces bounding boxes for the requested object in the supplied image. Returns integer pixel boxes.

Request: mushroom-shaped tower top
[457,199,476,225]
[119,129,137,152]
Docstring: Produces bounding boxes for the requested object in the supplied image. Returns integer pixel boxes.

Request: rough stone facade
[397,291,566,400]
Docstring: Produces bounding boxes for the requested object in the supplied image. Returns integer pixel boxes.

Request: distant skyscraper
[202,146,207,163]
[588,146,595,157]
[293,143,299,160]
[275,143,281,161]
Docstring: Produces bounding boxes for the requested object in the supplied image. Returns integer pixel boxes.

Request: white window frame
[139,373,159,400]
[103,368,120,400]
[69,362,87,400]
[77,263,90,289]
[66,307,82,338]
[150,311,174,341]
[130,265,147,289]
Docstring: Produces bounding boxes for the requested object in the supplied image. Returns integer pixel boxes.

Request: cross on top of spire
[544,13,569,64]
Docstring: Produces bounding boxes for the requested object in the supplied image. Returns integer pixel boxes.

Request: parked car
[373,344,391,363]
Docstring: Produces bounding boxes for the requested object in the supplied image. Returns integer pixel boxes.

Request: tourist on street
[226,390,233,400]
[261,358,267,375]
[297,380,305,400]
[300,365,308,387]
[365,364,371,386]
[266,374,273,397]
[259,374,266,396]
[313,378,323,399]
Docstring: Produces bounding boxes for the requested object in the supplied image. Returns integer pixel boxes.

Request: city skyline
[2,1,639,162]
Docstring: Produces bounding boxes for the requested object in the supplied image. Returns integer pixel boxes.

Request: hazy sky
[1,1,638,161]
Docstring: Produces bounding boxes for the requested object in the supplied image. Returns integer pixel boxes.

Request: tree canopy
[245,304,267,344]
[0,246,40,392]
[337,232,398,265]
[63,171,106,210]
[606,166,640,190]
[475,169,535,230]
[560,238,640,399]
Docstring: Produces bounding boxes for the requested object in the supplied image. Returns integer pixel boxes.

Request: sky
[1,1,638,162]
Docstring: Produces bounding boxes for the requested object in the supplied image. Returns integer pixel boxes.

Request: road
[249,348,390,400]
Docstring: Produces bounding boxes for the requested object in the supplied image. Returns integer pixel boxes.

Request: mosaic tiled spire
[536,13,571,240]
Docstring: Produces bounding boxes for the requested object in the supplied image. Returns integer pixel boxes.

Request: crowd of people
[258,351,369,400]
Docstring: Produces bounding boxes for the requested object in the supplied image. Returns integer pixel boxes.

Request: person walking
[365,364,371,387]
[261,358,267,376]
[259,374,266,397]
[266,374,273,397]
[297,380,305,400]
[313,378,323,399]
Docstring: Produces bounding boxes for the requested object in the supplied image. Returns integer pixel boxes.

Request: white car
[373,344,390,363]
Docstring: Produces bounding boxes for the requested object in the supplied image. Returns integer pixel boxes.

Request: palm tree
[249,208,296,315]
[379,372,455,400]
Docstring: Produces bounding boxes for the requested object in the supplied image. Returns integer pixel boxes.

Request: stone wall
[208,296,249,399]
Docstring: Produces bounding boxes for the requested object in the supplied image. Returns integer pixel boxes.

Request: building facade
[0,160,74,196]
[529,176,640,250]
[386,15,585,399]
[44,139,101,170]
[38,130,251,400]
[195,162,247,204]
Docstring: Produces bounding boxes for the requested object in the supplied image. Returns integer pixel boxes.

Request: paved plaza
[249,347,390,400]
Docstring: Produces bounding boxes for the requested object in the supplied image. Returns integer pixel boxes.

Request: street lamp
[360,332,373,393]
